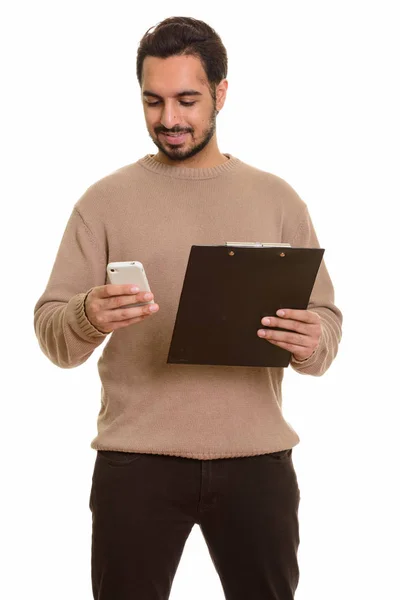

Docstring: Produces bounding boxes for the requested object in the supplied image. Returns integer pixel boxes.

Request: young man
[34,16,343,600]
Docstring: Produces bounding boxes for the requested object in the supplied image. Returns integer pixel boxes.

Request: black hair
[136,16,228,101]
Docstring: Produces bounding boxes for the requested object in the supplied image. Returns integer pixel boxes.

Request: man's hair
[136,16,228,101]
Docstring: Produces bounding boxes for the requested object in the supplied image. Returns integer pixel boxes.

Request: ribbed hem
[137,153,242,180]
[91,444,297,460]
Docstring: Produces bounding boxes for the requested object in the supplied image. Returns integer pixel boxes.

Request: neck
[153,142,229,169]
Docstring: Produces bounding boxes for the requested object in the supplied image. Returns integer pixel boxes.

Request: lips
[161,132,188,145]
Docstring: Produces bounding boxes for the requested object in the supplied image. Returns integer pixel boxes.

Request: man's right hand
[84,284,159,334]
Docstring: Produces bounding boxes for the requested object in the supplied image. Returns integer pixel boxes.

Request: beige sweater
[33,153,343,460]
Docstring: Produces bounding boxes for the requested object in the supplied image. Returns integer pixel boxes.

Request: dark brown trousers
[89,448,300,599]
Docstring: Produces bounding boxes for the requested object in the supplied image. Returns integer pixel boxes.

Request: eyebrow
[142,89,203,99]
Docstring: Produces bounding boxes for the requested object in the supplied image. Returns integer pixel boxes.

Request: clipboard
[167,243,325,367]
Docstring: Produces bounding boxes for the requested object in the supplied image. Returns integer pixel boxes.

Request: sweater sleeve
[289,205,343,376]
[33,205,109,369]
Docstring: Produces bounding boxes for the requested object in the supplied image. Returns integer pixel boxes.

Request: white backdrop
[2,1,399,598]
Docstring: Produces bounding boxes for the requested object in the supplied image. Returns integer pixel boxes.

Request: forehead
[142,55,208,95]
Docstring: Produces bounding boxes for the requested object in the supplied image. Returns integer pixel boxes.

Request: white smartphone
[106,261,154,308]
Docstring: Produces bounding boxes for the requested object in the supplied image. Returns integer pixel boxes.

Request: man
[34,16,342,600]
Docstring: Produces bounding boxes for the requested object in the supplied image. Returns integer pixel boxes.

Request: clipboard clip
[224,242,292,247]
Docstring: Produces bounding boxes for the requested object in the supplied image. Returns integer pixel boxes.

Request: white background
[2,1,399,598]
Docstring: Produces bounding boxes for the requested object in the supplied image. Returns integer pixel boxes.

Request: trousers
[89,447,301,600]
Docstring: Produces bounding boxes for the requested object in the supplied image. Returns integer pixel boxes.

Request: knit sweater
[33,153,343,460]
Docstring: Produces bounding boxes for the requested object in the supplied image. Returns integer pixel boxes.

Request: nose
[159,101,181,130]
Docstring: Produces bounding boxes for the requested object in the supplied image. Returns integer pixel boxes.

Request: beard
[149,103,218,162]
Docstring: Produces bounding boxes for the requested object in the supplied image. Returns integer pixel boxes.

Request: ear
[216,79,228,111]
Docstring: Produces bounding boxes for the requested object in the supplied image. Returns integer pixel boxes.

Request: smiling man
[33,15,343,600]
[142,53,227,167]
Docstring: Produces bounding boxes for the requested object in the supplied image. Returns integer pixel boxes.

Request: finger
[96,284,143,299]
[261,316,308,334]
[258,329,309,347]
[275,308,321,324]
[106,291,153,310]
[108,315,147,331]
[100,303,159,324]
[263,338,310,354]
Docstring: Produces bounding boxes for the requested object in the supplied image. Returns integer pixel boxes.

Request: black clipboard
[167,244,325,367]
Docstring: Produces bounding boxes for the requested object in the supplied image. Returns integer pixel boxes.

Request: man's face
[141,54,226,161]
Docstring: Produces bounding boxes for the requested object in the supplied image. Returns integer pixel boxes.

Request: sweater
[33,153,343,460]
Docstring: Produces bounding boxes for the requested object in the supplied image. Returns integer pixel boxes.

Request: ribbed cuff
[68,289,109,340]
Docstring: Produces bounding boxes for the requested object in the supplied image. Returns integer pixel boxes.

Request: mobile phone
[106,261,154,308]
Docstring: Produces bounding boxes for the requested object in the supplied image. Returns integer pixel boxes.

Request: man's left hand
[257,309,322,361]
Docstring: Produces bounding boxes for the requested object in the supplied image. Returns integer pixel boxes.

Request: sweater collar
[137,153,241,180]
